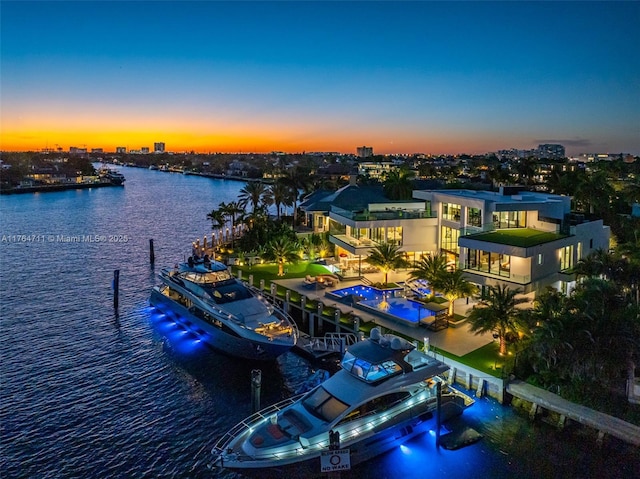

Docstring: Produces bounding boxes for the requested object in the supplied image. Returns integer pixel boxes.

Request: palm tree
[282,169,310,227]
[383,168,415,200]
[266,181,290,220]
[545,169,582,196]
[466,284,528,354]
[565,278,639,387]
[219,201,244,248]
[264,237,299,276]
[575,170,614,215]
[409,252,449,297]
[207,208,226,230]
[486,164,511,190]
[622,179,640,204]
[366,242,410,285]
[238,181,266,213]
[516,156,538,186]
[523,288,572,378]
[436,270,477,317]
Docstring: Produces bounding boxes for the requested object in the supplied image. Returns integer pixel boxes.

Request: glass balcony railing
[330,206,436,221]
[331,234,380,248]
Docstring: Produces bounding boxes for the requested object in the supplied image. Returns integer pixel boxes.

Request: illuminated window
[559,245,573,270]
[493,211,526,229]
[442,203,462,221]
[468,207,482,227]
[440,226,459,255]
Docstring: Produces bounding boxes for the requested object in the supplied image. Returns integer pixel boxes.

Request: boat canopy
[339,328,416,383]
[341,351,403,383]
[181,269,232,285]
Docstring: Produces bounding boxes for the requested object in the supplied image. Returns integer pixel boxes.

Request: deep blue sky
[2,1,639,155]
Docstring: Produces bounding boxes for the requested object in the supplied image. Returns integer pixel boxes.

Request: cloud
[533,138,592,148]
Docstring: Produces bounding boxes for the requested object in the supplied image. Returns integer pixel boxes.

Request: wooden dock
[507,380,640,447]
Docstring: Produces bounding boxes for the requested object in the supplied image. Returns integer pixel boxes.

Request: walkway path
[507,380,640,447]
[274,277,492,357]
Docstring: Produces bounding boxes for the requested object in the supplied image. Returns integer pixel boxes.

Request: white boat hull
[214,397,466,477]
[149,288,293,361]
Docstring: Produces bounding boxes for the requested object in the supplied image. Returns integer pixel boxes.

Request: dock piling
[113,269,120,309]
[251,369,262,413]
[436,381,442,448]
[149,239,155,264]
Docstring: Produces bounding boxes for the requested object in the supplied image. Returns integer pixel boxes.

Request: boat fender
[370,327,381,341]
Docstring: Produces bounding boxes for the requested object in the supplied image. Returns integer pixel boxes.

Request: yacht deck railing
[212,378,466,463]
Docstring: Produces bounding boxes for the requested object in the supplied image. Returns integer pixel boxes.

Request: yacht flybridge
[149,258,298,360]
[212,327,474,477]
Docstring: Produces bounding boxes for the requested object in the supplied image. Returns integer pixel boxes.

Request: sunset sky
[2,1,639,155]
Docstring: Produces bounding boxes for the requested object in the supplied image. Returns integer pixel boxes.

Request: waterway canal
[1,166,638,478]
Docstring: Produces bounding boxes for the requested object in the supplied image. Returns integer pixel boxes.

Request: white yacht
[211,327,474,476]
[97,166,125,185]
[149,258,298,361]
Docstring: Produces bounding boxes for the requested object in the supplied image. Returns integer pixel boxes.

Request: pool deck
[274,277,493,357]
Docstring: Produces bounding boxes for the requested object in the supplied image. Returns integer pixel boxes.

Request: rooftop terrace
[464,228,567,248]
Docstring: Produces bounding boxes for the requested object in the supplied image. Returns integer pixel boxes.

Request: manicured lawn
[468,228,566,248]
[459,341,510,377]
[233,260,506,378]
[233,261,334,287]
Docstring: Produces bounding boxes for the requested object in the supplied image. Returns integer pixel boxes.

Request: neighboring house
[302,182,610,296]
[413,186,610,294]
[357,161,417,181]
[226,160,250,177]
[300,176,437,275]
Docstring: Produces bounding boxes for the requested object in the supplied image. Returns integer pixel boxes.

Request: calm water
[1,167,638,478]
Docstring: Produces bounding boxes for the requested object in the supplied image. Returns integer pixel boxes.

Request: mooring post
[436,380,442,448]
[251,369,262,413]
[328,430,342,479]
[149,239,155,264]
[113,269,120,310]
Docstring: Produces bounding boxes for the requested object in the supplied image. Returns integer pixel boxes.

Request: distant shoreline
[125,163,271,184]
[0,181,122,195]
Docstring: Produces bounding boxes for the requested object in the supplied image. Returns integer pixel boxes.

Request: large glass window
[329,219,346,236]
[492,211,526,229]
[468,207,482,227]
[424,200,433,216]
[387,226,402,246]
[440,226,459,255]
[466,249,511,278]
[442,203,462,222]
[372,227,385,244]
[559,245,573,270]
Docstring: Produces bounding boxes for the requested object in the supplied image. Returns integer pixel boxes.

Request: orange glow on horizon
[0,127,509,155]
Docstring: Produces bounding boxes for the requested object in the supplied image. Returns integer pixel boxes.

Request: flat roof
[463,228,567,247]
[414,189,566,205]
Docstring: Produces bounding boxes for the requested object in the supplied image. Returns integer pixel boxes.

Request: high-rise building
[141,147,150,154]
[116,147,127,154]
[357,146,373,158]
[537,144,565,159]
[154,142,166,153]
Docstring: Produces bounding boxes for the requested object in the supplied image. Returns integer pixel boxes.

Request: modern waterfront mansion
[300,183,610,297]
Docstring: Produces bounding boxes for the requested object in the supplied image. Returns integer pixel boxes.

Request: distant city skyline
[1,1,639,155]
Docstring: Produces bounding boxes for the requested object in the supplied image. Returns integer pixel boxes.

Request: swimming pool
[327,285,435,327]
[326,284,403,302]
[358,297,436,326]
